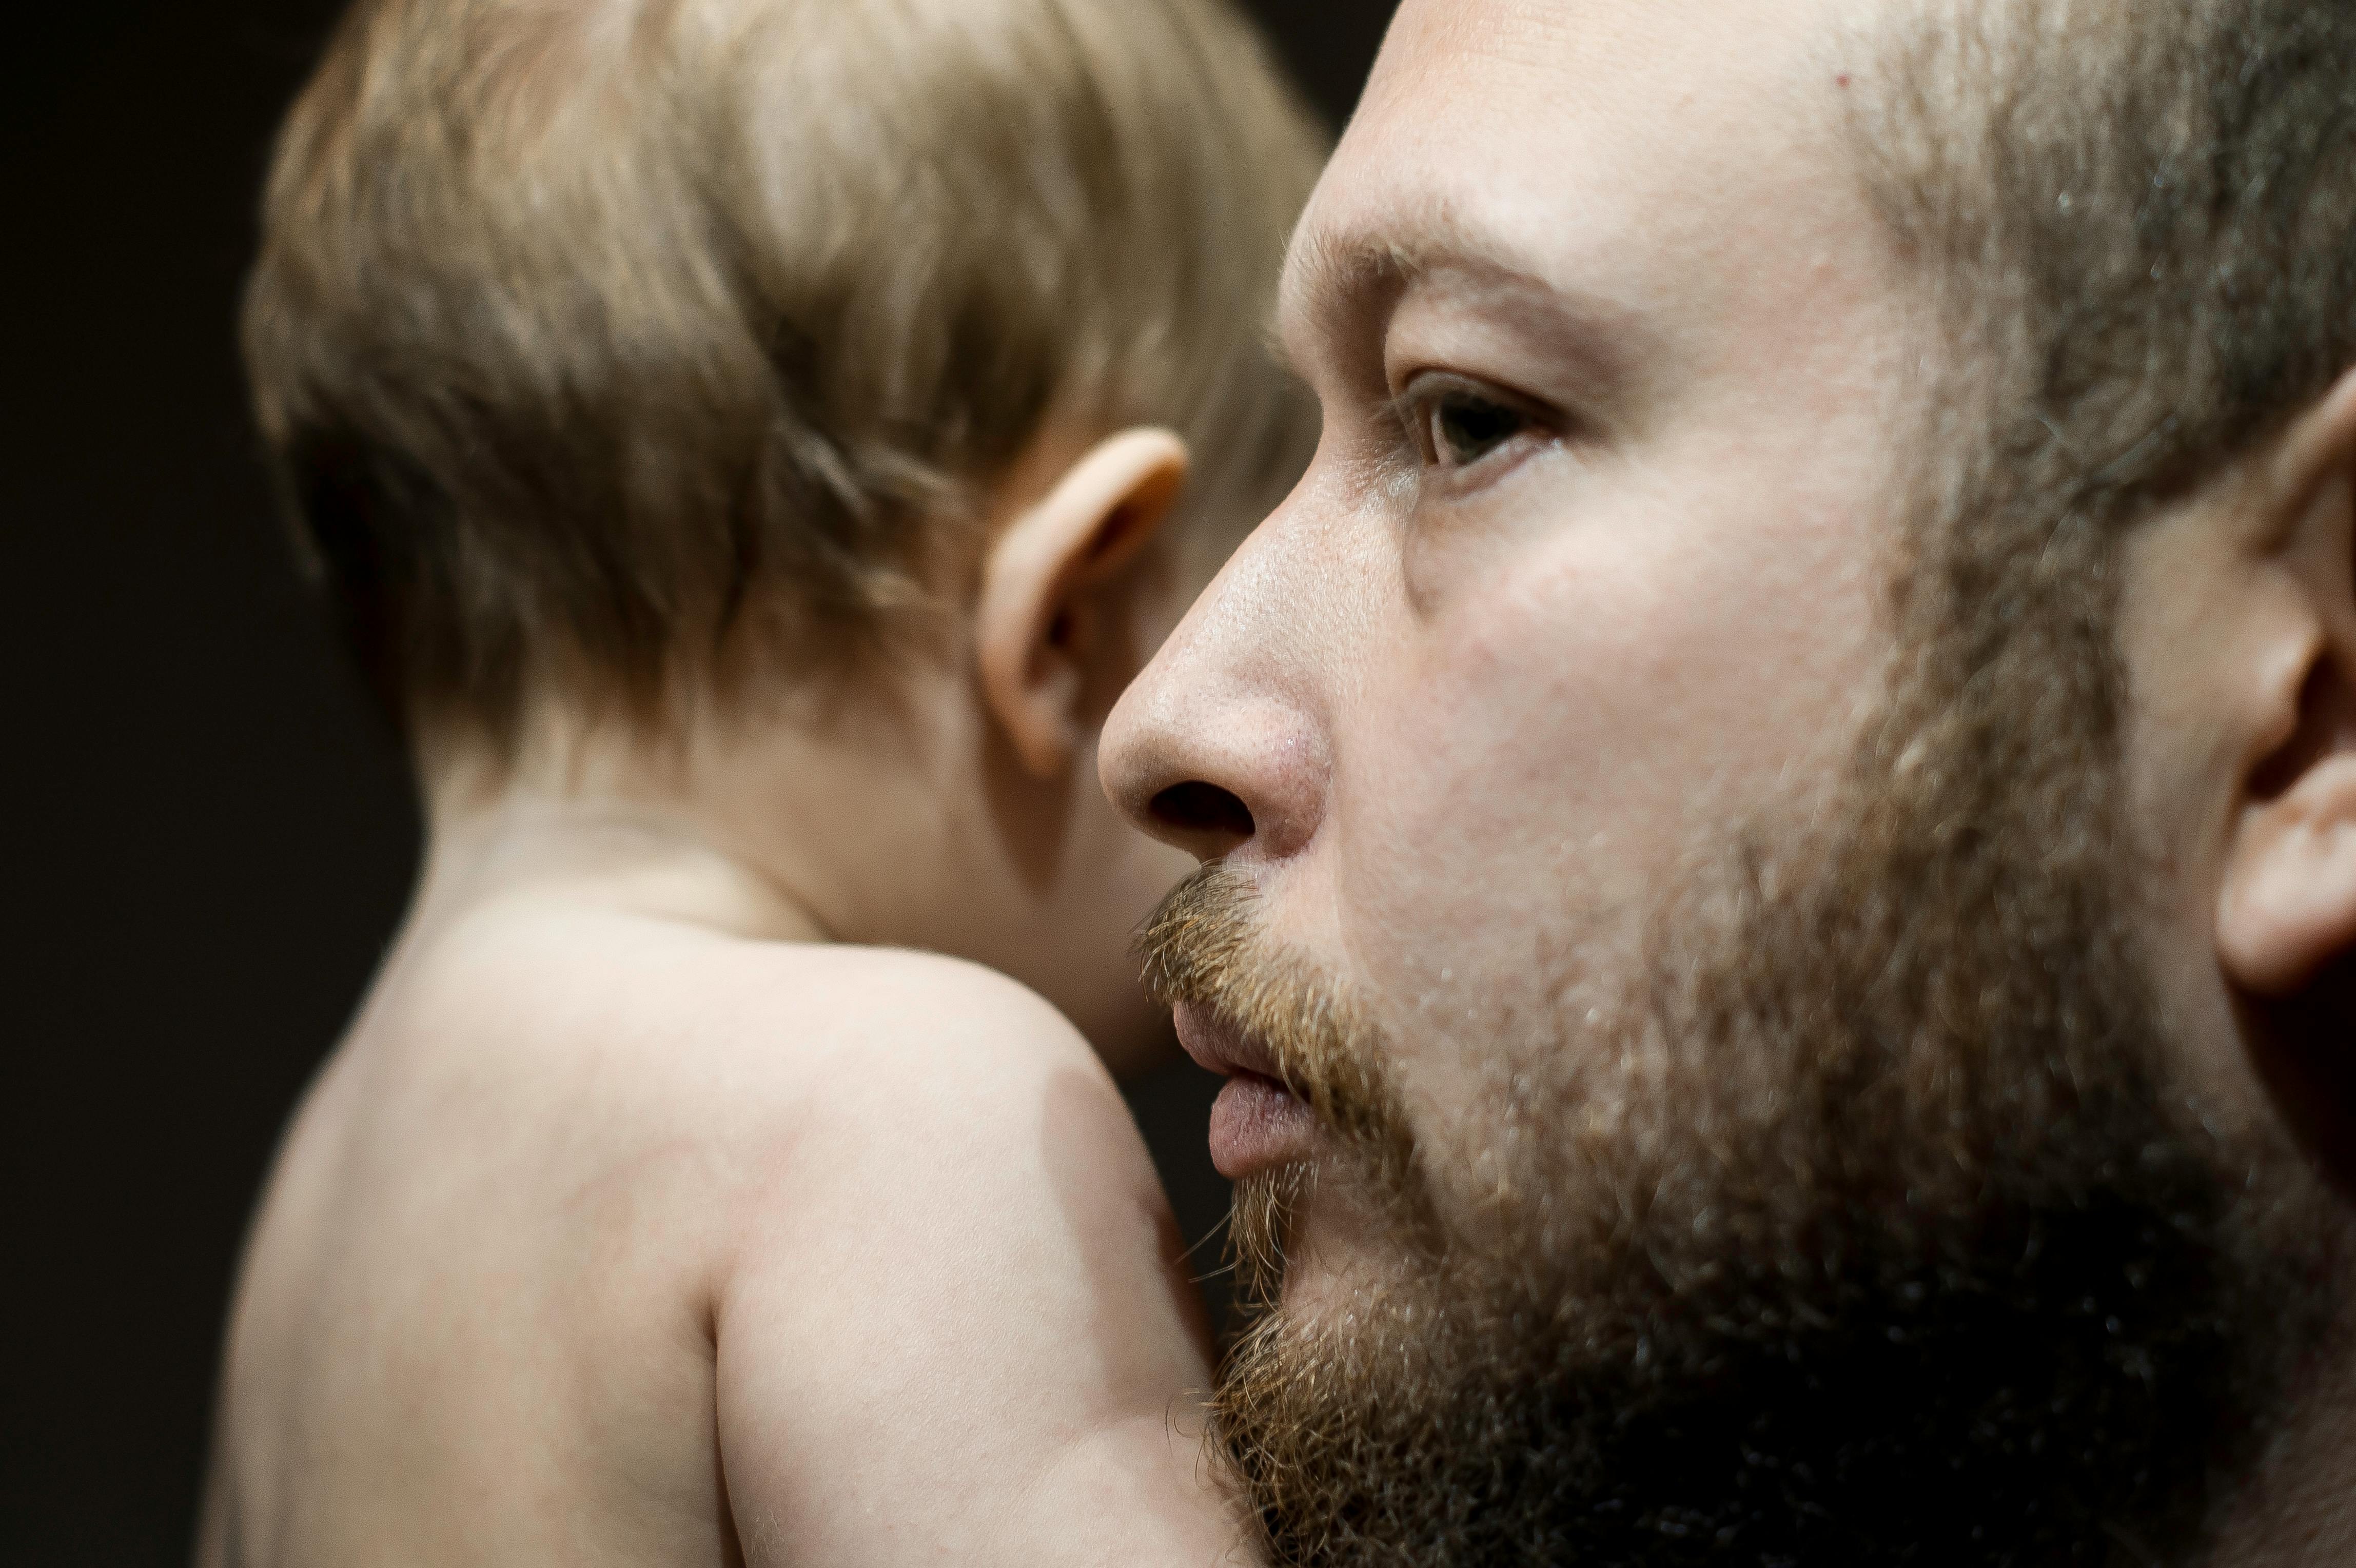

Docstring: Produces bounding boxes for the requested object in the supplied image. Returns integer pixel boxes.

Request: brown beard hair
[1136,867,1422,1245]
[1136,452,2341,1563]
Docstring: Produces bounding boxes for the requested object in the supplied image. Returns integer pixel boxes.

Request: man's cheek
[1342,679,1615,968]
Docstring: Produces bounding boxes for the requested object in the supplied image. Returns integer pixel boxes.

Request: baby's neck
[409,683,992,957]
[412,792,834,949]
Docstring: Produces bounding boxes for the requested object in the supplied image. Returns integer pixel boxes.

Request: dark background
[2,5,1395,1561]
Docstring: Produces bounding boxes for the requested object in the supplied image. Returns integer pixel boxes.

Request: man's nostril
[1149,780,1255,844]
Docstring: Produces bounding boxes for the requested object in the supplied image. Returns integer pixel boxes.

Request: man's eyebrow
[1274,224,1416,359]
[1275,212,1644,396]
[1287,224,1417,312]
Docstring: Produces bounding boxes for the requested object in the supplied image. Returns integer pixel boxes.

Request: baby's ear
[976,427,1189,779]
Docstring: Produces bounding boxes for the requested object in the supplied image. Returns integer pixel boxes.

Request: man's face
[1112,0,1904,1286]
[1105,0,2328,1558]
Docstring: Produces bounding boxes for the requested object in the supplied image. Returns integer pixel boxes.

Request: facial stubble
[1140,571,2334,1567]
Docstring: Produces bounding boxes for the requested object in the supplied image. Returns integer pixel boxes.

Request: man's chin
[1265,1235,1380,1325]
[1229,1160,1422,1325]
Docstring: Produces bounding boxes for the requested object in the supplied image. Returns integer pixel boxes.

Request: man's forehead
[1277,0,1880,345]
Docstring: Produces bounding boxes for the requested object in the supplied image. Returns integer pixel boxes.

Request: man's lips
[1174,1001,1319,1179]
[1174,998,1284,1079]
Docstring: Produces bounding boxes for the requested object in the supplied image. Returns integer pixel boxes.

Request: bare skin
[200,429,1253,1567]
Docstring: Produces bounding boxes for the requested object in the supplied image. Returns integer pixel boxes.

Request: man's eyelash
[1393,377,1545,472]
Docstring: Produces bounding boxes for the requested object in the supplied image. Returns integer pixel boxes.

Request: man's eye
[1422,389,1527,469]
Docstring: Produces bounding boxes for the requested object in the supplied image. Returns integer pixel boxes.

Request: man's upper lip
[1174,1000,1283,1084]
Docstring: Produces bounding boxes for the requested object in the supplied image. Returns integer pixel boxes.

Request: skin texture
[199,429,1248,1567]
[1103,0,2356,1559]
[1109,0,1908,1282]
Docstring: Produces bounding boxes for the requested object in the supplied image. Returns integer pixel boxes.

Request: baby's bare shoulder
[671,937,1157,1240]
[440,921,1159,1247]
[401,912,1104,1133]
[693,948,1220,1564]
[400,915,1220,1561]
[582,933,1120,1144]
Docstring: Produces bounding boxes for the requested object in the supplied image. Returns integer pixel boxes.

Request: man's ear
[2220,749,2356,996]
[976,427,1189,779]
[2217,370,2356,998]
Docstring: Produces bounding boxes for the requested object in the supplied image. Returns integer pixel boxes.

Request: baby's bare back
[201,901,1232,1567]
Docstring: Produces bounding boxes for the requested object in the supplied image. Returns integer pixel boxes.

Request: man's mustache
[1135,863,1419,1182]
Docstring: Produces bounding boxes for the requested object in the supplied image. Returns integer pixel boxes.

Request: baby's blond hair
[246,0,1326,742]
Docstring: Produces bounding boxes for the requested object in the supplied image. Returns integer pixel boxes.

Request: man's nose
[1101,541,1332,867]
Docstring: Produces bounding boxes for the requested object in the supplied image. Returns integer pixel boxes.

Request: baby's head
[245,0,1325,1065]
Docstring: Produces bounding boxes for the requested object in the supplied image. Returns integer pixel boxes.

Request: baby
[198,0,1324,1561]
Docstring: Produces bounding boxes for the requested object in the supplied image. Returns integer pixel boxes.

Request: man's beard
[1138,524,2337,1565]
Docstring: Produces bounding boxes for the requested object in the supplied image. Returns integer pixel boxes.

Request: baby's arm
[711,955,1246,1566]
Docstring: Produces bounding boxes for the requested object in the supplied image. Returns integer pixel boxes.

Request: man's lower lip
[1208,1071,1317,1179]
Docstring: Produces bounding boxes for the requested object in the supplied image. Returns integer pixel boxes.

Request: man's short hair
[1863,0,2356,550]
[246,0,1326,742]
